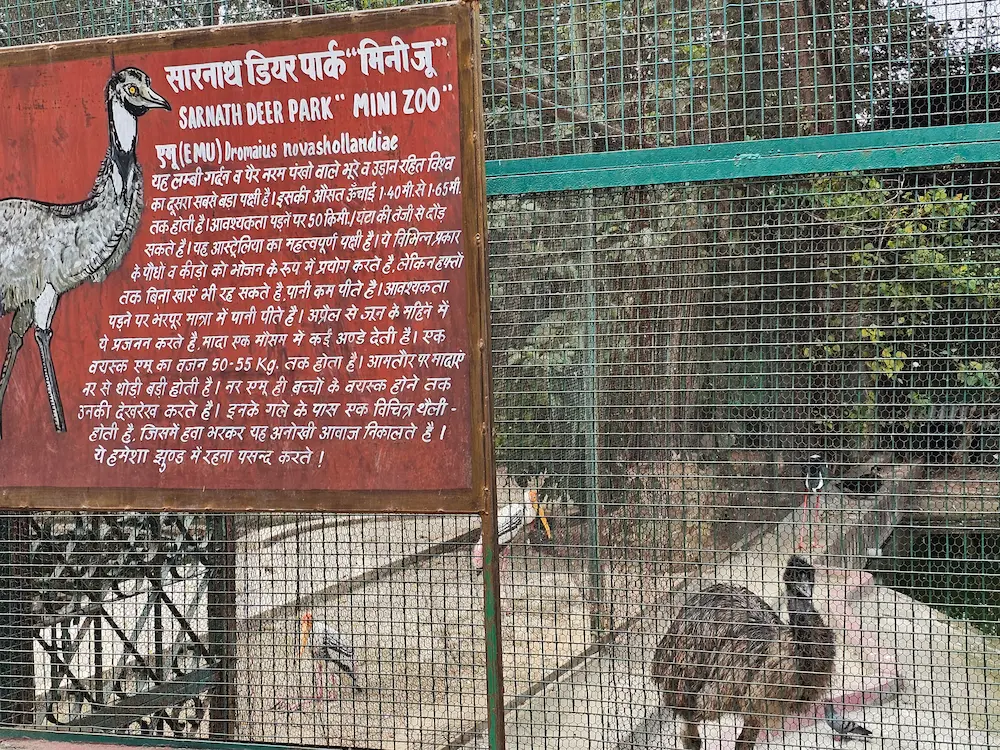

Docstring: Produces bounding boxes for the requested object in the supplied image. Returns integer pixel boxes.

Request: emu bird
[472,488,552,572]
[651,555,835,750]
[799,453,828,551]
[0,67,169,438]
[299,610,361,698]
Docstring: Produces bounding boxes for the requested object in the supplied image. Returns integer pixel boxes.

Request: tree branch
[487,76,623,140]
[266,0,328,18]
[263,0,623,142]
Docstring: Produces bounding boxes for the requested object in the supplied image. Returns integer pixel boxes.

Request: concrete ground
[234,512,589,749]
[225,492,1000,750]
[485,493,1000,750]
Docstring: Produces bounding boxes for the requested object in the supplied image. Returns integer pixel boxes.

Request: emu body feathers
[0,159,142,309]
[652,556,835,750]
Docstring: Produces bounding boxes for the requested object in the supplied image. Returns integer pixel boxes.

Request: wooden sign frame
[0,1,492,515]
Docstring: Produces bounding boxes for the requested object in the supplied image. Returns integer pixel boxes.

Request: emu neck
[786,593,834,678]
[108,99,137,197]
[787,595,824,636]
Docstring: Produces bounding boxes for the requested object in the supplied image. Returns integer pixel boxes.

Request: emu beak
[530,490,552,539]
[142,83,171,111]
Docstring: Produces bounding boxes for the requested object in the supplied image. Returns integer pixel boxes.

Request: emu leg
[734,716,761,750]
[35,329,65,433]
[0,334,23,441]
[679,721,701,750]
[32,286,63,433]
[0,306,33,440]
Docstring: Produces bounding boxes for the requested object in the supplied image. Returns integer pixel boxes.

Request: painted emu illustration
[652,555,835,749]
[0,67,170,438]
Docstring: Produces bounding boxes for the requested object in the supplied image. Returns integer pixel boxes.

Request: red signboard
[0,3,489,512]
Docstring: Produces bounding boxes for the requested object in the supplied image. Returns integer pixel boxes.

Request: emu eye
[127,85,138,95]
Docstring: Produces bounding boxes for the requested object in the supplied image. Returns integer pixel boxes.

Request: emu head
[783,554,816,599]
[106,68,171,117]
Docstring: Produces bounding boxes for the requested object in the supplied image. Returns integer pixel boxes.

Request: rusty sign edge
[0,485,483,513]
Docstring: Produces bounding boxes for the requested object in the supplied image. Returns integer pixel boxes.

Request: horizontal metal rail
[0,727,362,750]
[485,124,1000,194]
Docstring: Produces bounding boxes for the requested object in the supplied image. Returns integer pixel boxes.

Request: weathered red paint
[0,24,472,493]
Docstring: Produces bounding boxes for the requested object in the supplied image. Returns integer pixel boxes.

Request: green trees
[801,177,1000,460]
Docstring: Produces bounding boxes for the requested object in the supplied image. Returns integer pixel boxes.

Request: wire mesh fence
[1,0,1000,748]
[0,512,491,747]
[489,172,1000,748]
[0,170,996,748]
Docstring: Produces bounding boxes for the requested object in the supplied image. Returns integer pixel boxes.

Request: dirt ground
[235,542,590,749]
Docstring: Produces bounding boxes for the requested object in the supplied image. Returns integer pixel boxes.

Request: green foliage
[489,227,596,487]
[800,176,1000,455]
[874,531,1000,637]
[956,360,999,390]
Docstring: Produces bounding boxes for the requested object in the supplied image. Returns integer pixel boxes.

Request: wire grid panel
[488,172,1000,748]
[236,513,491,747]
[479,0,1000,158]
[0,511,504,747]
[2,0,1000,749]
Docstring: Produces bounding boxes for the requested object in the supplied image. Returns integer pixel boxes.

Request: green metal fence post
[581,189,603,636]
[570,0,604,636]
[481,502,506,750]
